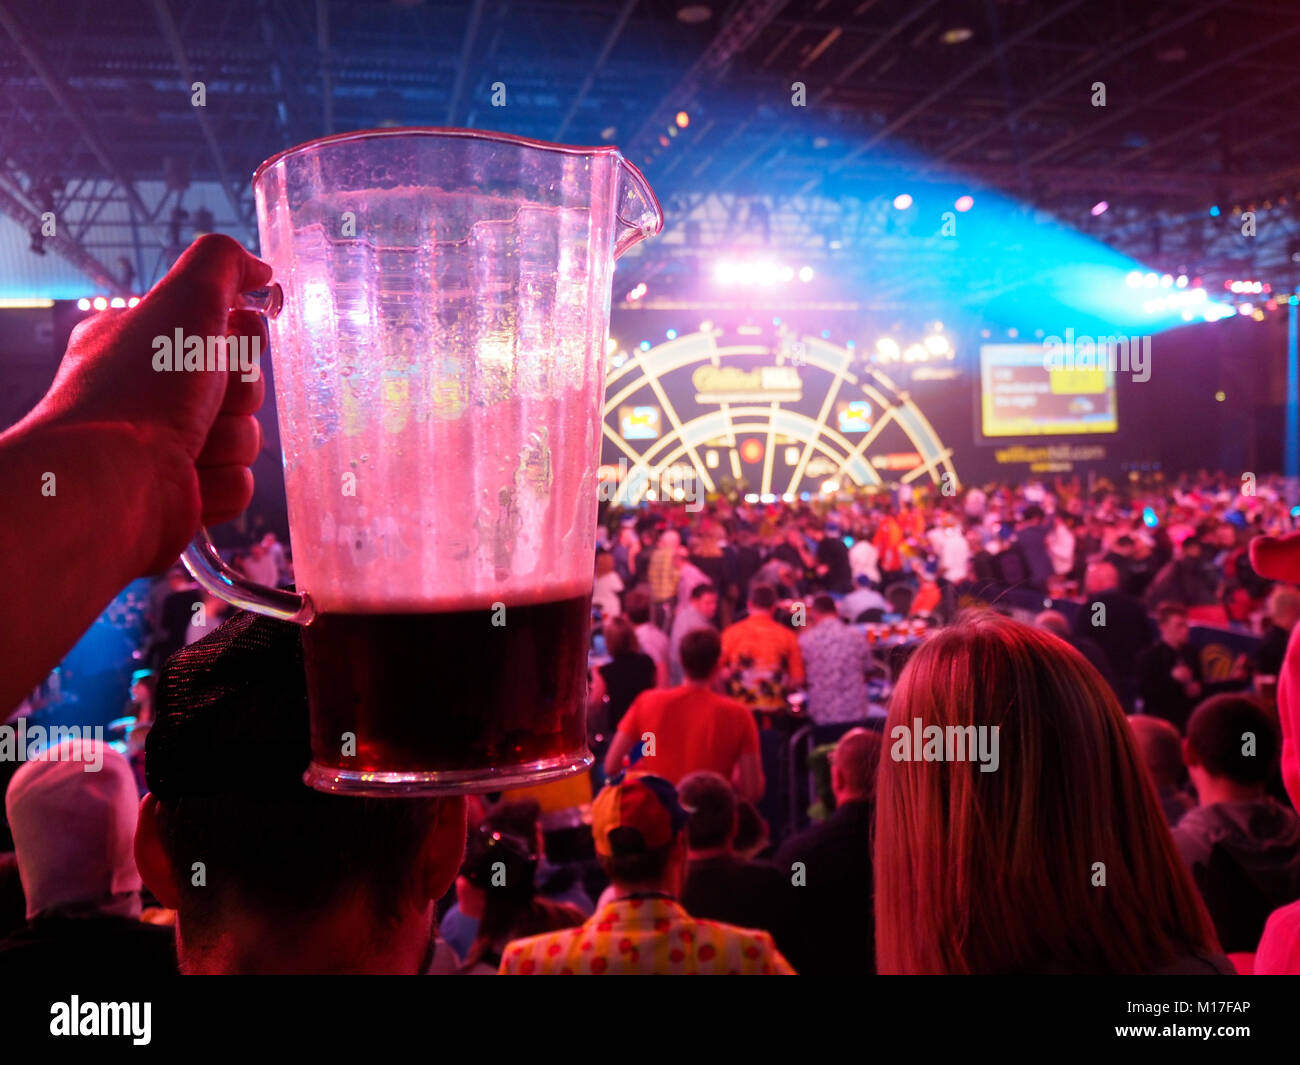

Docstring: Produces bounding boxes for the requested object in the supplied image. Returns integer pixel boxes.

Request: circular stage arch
[601,324,959,505]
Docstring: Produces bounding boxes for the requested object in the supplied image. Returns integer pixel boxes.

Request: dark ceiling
[3,0,1299,298]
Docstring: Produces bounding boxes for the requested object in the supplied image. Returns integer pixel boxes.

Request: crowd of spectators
[5,471,1300,975]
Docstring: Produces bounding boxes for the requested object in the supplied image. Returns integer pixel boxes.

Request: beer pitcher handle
[179,283,316,626]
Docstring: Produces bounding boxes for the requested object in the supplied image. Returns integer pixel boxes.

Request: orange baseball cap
[591,773,688,857]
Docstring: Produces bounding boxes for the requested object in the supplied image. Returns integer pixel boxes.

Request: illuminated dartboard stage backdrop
[600,316,960,505]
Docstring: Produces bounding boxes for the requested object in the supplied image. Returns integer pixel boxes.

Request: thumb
[141,233,272,325]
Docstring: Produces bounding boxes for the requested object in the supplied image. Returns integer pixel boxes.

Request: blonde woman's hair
[874,609,1220,974]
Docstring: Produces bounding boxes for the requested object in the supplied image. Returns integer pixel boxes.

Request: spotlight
[954,195,974,213]
[1091,200,1109,216]
[127,296,140,308]
[1209,204,1220,217]
[1125,271,1143,287]
[666,329,677,339]
[76,298,91,311]
[1176,275,1188,288]
[876,337,900,359]
[676,5,712,24]
[110,297,126,308]
[92,296,108,310]
[1143,272,1159,287]
[941,27,973,44]
[892,193,913,210]
[714,260,785,286]
[797,265,814,282]
[639,340,651,351]
[904,344,926,362]
[675,111,690,129]
[924,334,950,356]
[1160,274,1174,288]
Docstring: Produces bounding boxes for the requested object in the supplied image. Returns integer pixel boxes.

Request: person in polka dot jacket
[499,773,795,975]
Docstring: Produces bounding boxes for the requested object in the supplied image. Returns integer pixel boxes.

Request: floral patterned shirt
[797,617,872,723]
[720,613,805,712]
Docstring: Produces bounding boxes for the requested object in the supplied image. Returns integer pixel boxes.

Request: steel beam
[445,0,485,126]
[150,0,254,235]
[553,0,638,141]
[0,175,123,291]
[799,0,1088,195]
[0,5,158,234]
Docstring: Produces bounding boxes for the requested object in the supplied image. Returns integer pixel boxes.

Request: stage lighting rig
[169,207,190,248]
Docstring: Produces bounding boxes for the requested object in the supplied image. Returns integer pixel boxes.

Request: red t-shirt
[616,685,760,786]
